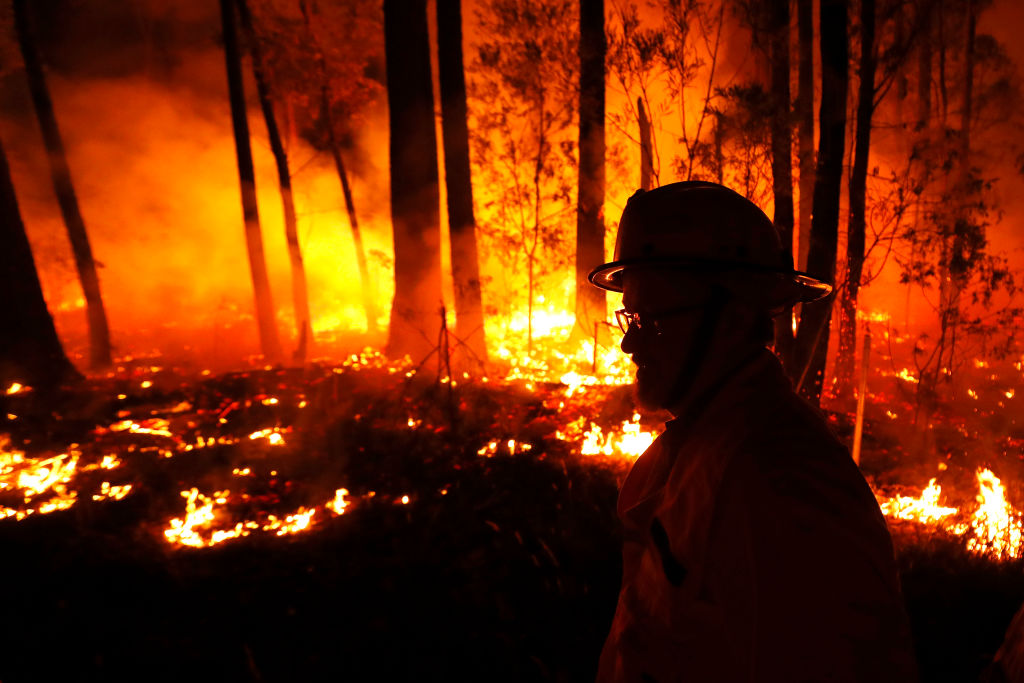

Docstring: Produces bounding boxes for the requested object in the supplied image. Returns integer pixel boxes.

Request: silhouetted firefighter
[589,182,918,681]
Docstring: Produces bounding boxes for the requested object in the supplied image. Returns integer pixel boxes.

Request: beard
[633,362,683,412]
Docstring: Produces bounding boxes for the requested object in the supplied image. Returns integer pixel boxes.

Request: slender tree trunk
[13,0,111,369]
[575,0,607,338]
[297,0,377,338]
[235,0,313,363]
[937,2,948,124]
[529,101,545,354]
[713,111,724,184]
[796,0,815,273]
[793,0,848,405]
[769,0,796,369]
[0,137,80,389]
[916,5,932,130]
[638,97,654,190]
[383,0,443,360]
[837,0,876,400]
[323,91,379,336]
[436,0,487,363]
[219,0,283,364]
[959,0,974,177]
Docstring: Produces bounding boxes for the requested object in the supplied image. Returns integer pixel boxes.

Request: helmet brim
[587,258,832,309]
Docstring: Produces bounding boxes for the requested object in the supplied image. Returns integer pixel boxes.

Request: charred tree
[574,0,607,337]
[769,0,796,368]
[299,0,379,337]
[383,0,443,360]
[793,0,848,405]
[836,0,877,398]
[796,0,815,272]
[0,138,79,389]
[236,0,313,363]
[436,0,487,363]
[13,0,111,369]
[219,0,283,364]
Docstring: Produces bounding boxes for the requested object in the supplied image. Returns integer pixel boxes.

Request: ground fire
[2,331,1022,558]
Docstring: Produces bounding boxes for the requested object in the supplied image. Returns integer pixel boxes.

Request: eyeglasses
[614,302,708,335]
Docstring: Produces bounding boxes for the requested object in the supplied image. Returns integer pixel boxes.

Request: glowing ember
[262,508,316,536]
[164,488,219,548]
[92,481,133,502]
[248,428,286,446]
[163,486,350,548]
[327,488,350,515]
[109,419,173,438]
[6,382,26,395]
[895,368,919,384]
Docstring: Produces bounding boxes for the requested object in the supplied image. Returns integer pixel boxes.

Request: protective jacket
[597,350,918,682]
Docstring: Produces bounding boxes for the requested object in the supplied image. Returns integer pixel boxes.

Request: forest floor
[0,351,1022,682]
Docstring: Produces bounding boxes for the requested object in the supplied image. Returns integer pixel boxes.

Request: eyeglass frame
[614,302,710,335]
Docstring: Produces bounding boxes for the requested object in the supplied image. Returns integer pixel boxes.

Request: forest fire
[1,0,1023,678]
[2,348,1023,563]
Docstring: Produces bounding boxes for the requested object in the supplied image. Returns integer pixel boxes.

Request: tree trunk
[837,0,876,399]
[796,0,815,273]
[575,0,607,337]
[916,5,932,130]
[436,0,487,364]
[769,0,796,369]
[323,91,379,337]
[297,0,378,338]
[383,0,443,361]
[0,137,80,389]
[235,0,313,363]
[219,0,283,364]
[13,0,111,369]
[638,97,654,190]
[792,0,848,405]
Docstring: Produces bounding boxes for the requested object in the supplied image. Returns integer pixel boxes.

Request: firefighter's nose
[621,323,640,355]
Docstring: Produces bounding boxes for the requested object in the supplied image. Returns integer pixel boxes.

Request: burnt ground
[0,364,1021,682]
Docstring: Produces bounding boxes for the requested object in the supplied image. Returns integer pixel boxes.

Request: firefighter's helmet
[588,181,831,312]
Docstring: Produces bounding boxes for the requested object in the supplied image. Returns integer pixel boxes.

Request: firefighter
[589,181,918,682]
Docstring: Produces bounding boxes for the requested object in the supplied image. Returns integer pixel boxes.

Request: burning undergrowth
[0,347,1023,680]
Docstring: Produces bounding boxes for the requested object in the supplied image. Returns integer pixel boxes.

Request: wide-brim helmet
[588,181,831,313]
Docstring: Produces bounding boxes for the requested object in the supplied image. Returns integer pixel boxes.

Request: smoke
[1,1,394,368]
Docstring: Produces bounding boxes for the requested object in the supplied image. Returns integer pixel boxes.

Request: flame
[878,478,958,524]
[877,468,1024,560]
[965,469,1023,560]
[163,486,349,548]
[558,412,656,461]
